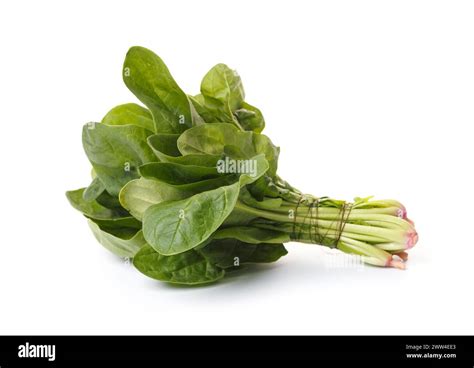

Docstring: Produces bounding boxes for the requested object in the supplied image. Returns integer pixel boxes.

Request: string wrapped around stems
[292,197,352,248]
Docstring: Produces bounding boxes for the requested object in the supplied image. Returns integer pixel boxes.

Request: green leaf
[82,176,105,201]
[177,123,251,155]
[201,64,244,113]
[147,134,222,167]
[143,182,241,256]
[122,46,194,133]
[189,97,206,126]
[101,103,154,132]
[119,175,243,221]
[222,144,249,159]
[213,227,289,244]
[91,222,140,239]
[147,133,181,158]
[252,135,280,178]
[247,175,281,200]
[82,122,156,196]
[177,123,279,177]
[119,178,189,220]
[142,155,269,255]
[199,239,288,268]
[148,134,221,166]
[139,162,220,184]
[67,188,127,220]
[188,94,219,124]
[169,175,240,192]
[234,102,265,133]
[221,206,260,227]
[239,187,283,210]
[95,190,124,210]
[133,244,224,285]
[200,64,245,128]
[240,243,288,263]
[88,220,146,258]
[197,66,264,133]
[66,188,141,231]
[89,216,142,232]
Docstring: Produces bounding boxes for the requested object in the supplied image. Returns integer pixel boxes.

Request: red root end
[405,231,419,249]
[406,218,415,226]
[397,207,407,219]
[388,258,406,270]
[394,251,409,262]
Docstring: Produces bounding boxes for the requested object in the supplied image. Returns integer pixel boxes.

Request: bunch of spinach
[67,46,418,285]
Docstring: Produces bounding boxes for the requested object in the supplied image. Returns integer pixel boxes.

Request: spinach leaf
[142,154,268,255]
[67,188,127,220]
[82,122,156,196]
[89,220,146,258]
[188,94,219,124]
[212,227,290,244]
[119,175,245,221]
[177,123,252,155]
[239,187,283,210]
[147,133,181,158]
[248,175,281,200]
[139,162,220,184]
[122,46,195,133]
[197,65,265,133]
[200,63,244,127]
[234,102,265,133]
[177,123,279,177]
[119,178,189,220]
[148,133,221,166]
[67,187,141,229]
[142,183,241,255]
[198,239,288,268]
[82,176,105,201]
[102,103,154,133]
[95,190,124,210]
[133,244,224,285]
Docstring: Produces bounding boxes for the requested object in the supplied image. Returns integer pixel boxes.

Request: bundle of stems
[237,185,417,269]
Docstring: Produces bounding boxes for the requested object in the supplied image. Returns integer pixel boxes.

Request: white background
[1,0,473,335]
